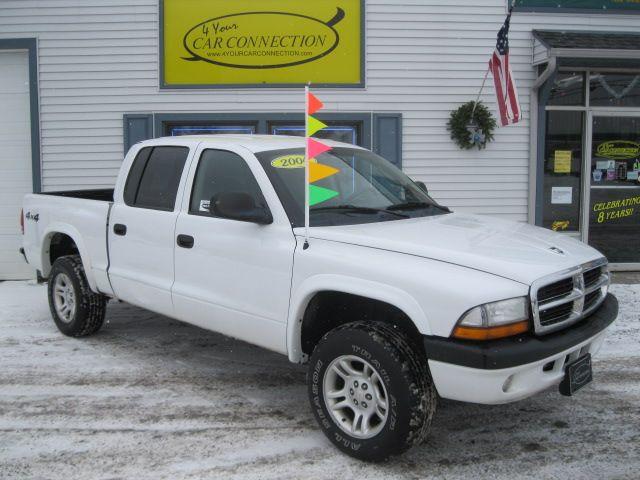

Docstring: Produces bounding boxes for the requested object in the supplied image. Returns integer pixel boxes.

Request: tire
[308,321,437,461]
[47,254,107,337]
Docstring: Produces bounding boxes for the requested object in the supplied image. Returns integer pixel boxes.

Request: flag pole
[473,0,516,122]
[471,66,490,120]
[304,84,310,249]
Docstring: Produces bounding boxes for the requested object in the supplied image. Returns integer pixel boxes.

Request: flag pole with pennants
[304,85,340,249]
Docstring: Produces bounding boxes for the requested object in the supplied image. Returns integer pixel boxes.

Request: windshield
[255,147,450,227]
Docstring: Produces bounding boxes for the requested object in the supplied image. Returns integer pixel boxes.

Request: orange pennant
[307,92,324,115]
[309,162,340,183]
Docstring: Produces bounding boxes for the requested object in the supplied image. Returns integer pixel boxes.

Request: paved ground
[0,281,638,480]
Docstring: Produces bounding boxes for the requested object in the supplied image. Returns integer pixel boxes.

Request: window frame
[187,148,271,220]
[123,145,190,212]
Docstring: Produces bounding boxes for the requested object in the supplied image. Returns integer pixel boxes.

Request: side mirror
[210,191,273,225]
[415,180,429,194]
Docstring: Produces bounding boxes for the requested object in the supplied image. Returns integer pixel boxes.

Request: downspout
[528,56,557,225]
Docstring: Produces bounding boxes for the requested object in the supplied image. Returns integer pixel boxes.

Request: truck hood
[298,213,603,285]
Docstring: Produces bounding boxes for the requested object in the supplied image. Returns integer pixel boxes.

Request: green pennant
[307,115,328,137]
[309,184,338,206]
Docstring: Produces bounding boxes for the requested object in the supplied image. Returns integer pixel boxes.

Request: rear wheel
[48,255,107,336]
[308,321,437,461]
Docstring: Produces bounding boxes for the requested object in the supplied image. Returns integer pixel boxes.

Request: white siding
[0,0,639,221]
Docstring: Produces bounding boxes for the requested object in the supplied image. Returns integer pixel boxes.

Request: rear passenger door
[108,144,192,315]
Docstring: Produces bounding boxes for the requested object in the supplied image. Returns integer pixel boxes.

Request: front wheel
[308,321,437,461]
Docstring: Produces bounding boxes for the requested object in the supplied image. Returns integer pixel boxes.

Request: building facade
[1,0,639,279]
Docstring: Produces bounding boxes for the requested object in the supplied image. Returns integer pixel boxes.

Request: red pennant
[307,137,332,159]
[307,92,324,115]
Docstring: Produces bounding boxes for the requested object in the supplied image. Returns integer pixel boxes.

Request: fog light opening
[502,375,514,393]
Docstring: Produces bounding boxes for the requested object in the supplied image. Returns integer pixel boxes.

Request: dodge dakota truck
[21,135,618,461]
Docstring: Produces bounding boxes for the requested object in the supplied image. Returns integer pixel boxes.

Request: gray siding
[0,0,638,221]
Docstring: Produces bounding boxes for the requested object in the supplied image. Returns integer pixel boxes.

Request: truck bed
[41,189,114,202]
[22,191,114,296]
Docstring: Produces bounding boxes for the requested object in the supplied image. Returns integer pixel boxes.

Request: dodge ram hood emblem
[549,246,565,255]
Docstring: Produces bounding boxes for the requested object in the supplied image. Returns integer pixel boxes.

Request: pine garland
[447,101,496,150]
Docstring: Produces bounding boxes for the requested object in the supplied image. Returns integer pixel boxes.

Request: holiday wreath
[447,101,496,150]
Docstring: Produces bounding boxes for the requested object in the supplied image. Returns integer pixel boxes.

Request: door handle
[177,234,194,249]
[113,223,127,236]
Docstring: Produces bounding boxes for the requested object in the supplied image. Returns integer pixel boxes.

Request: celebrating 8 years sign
[161,0,363,88]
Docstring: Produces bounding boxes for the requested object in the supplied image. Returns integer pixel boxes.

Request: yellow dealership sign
[161,0,363,88]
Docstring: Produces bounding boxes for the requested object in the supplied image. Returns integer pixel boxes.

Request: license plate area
[559,353,592,396]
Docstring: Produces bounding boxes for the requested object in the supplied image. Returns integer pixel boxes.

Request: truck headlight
[452,297,530,341]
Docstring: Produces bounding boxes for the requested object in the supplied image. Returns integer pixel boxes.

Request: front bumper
[424,293,618,404]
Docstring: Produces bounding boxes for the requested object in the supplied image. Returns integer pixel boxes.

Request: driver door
[171,145,296,353]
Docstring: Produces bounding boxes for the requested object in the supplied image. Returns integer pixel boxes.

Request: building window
[542,111,584,233]
[589,73,640,108]
[270,124,358,144]
[547,72,585,106]
[170,125,256,136]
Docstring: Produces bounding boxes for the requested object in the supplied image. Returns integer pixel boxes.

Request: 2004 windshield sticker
[271,154,308,168]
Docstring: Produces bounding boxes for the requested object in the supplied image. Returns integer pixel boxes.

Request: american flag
[489,11,521,126]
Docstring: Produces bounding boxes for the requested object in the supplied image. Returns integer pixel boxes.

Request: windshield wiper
[311,204,409,218]
[387,201,450,212]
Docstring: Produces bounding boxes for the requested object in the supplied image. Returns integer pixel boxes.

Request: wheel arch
[41,224,97,291]
[286,274,430,363]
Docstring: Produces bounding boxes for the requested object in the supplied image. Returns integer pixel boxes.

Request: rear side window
[124,146,189,211]
[189,149,265,215]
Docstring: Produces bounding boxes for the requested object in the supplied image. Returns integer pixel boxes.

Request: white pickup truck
[21,135,617,461]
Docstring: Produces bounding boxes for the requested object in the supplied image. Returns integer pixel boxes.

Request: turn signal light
[452,320,530,341]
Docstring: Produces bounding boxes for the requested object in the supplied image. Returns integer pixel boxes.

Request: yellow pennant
[307,115,328,137]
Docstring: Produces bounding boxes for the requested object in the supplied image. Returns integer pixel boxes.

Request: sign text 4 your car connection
[161,0,363,88]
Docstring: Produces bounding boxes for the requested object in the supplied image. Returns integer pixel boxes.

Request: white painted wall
[0,0,638,222]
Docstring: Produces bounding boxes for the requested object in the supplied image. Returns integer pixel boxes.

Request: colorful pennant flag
[307,92,324,115]
[309,161,340,183]
[306,115,328,137]
[307,137,332,160]
[304,86,341,244]
[309,184,339,204]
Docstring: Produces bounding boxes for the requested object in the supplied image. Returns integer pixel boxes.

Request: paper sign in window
[551,186,572,205]
[554,150,572,174]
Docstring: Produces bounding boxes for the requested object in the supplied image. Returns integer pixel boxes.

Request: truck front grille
[530,258,609,335]
[539,302,573,326]
[537,277,574,304]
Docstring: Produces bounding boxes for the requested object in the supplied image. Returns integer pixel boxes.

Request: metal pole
[304,85,310,249]
[471,66,490,120]
[471,0,514,119]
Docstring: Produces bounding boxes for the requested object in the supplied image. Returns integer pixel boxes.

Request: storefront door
[586,112,640,265]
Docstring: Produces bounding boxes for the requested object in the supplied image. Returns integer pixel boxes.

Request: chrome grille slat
[530,258,610,335]
[537,277,574,303]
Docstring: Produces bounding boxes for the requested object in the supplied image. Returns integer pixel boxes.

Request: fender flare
[41,223,98,292]
[286,274,430,363]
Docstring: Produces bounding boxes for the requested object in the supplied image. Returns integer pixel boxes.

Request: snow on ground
[0,281,638,480]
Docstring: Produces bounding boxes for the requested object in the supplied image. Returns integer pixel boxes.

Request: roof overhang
[533,30,640,69]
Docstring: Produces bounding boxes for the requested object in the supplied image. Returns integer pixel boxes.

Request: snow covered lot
[0,281,638,480]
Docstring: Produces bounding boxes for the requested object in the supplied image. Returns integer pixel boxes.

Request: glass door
[586,113,640,264]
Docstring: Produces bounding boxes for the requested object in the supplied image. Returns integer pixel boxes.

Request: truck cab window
[189,149,265,215]
[124,146,189,211]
